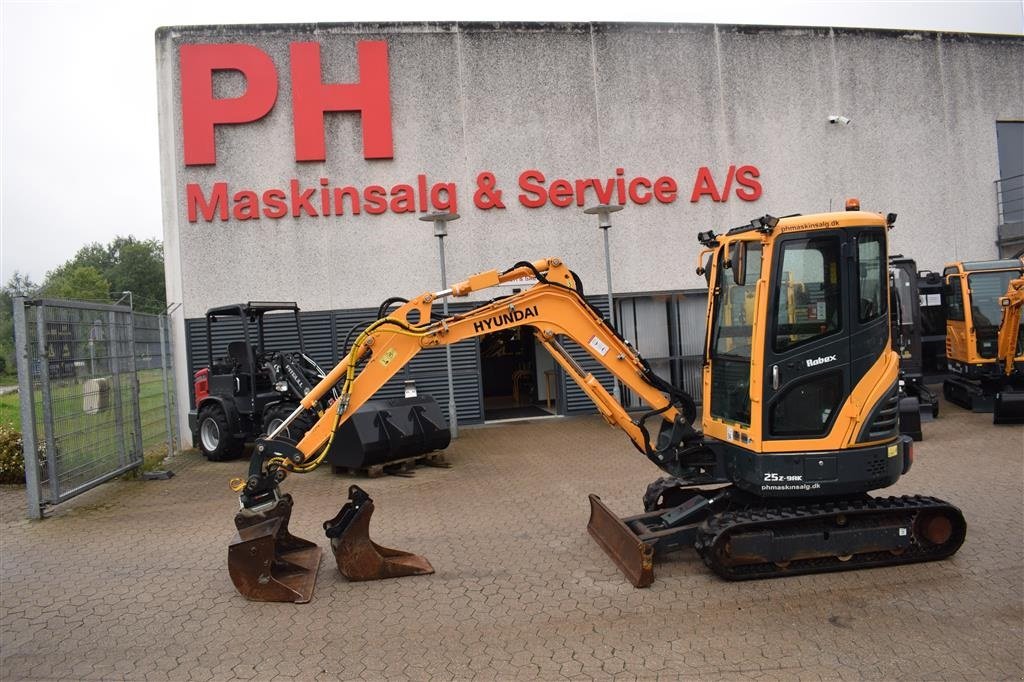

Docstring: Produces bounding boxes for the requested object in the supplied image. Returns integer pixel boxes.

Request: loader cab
[702,209,898,462]
[190,302,306,459]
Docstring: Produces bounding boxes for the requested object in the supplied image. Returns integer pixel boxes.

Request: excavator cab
[700,212,903,496]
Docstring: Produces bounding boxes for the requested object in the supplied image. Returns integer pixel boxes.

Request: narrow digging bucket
[323,485,434,581]
[228,493,322,603]
[587,494,655,588]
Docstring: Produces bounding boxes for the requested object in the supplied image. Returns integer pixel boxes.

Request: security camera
[829,115,852,126]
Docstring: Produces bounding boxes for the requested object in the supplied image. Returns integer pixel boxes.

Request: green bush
[0,425,26,484]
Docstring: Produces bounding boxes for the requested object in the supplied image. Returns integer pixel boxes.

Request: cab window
[857,232,886,322]
[774,236,843,352]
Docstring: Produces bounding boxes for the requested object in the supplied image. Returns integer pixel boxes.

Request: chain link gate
[13,297,178,519]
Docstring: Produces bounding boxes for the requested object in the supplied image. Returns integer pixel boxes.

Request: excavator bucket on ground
[228,493,321,603]
[323,485,434,581]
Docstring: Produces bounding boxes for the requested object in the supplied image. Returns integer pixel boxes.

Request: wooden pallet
[331,452,449,478]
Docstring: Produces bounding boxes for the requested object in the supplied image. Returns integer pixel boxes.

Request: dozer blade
[228,493,321,603]
[587,494,654,588]
[323,485,434,581]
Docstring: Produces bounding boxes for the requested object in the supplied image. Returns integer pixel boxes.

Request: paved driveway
[1,397,1021,680]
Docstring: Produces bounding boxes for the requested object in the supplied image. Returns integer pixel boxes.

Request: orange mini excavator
[942,258,1024,423]
[227,205,966,602]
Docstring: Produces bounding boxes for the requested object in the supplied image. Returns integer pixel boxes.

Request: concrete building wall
[155,22,1023,439]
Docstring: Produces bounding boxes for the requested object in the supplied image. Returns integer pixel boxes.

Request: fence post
[158,314,175,460]
[34,302,61,503]
[107,310,127,469]
[13,298,44,519]
[125,310,143,463]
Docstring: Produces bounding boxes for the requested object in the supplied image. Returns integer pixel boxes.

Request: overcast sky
[2,0,1022,284]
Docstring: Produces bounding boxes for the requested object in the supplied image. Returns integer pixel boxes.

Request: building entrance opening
[480,328,558,421]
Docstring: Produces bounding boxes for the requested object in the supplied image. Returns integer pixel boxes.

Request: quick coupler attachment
[323,485,434,581]
[228,493,322,603]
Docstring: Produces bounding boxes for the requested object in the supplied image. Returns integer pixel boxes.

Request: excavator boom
[229,257,697,601]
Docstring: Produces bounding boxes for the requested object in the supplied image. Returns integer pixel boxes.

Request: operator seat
[227,341,252,372]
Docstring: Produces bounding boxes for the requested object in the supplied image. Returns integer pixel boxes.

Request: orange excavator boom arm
[241,257,694,493]
[997,276,1024,376]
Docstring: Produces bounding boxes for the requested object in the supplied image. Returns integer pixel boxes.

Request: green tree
[43,265,111,303]
[42,236,165,313]
[0,272,39,377]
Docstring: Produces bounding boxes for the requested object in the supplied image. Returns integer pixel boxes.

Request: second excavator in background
[226,204,967,603]
[942,258,1024,423]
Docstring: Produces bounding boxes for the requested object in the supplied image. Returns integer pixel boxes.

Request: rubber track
[695,495,966,580]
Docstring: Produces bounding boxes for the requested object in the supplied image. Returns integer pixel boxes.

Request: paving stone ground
[1,395,1022,681]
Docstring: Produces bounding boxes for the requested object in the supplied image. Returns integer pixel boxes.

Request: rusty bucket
[323,485,434,581]
[228,493,322,603]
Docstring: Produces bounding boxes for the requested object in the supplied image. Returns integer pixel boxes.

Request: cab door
[761,231,851,440]
[761,228,890,441]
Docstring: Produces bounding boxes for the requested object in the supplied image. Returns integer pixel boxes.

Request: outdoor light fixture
[749,215,779,231]
[419,211,461,438]
[828,115,852,125]
[583,204,624,402]
[697,230,719,247]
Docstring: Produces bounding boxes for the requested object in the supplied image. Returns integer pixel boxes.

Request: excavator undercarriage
[590,488,965,586]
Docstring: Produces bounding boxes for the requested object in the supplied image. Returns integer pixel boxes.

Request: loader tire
[198,405,244,461]
[262,404,315,444]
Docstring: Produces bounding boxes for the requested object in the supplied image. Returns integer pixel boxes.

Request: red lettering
[232,190,260,220]
[390,184,415,213]
[364,185,387,214]
[721,165,736,200]
[735,165,762,201]
[628,177,652,204]
[653,176,677,203]
[290,41,393,161]
[518,170,547,208]
[592,179,615,205]
[332,187,361,215]
[417,174,428,212]
[186,182,228,222]
[615,168,626,205]
[574,179,595,206]
[549,179,574,208]
[262,189,287,218]
[290,179,318,217]
[431,183,457,212]
[690,167,722,202]
[180,45,278,166]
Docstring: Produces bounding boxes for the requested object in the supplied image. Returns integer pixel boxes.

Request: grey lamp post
[420,211,461,438]
[583,204,624,402]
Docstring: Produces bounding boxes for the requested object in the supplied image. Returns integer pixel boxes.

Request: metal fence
[12,297,178,519]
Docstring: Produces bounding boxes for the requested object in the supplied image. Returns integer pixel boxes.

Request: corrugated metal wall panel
[561,296,615,415]
[185,303,483,424]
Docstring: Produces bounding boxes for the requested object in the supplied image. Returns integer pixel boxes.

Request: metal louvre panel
[298,312,337,367]
[672,294,708,402]
[185,302,484,424]
[561,296,614,415]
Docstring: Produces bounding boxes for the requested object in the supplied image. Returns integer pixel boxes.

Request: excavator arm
[227,257,700,603]
[236,257,696,509]
[997,277,1024,376]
